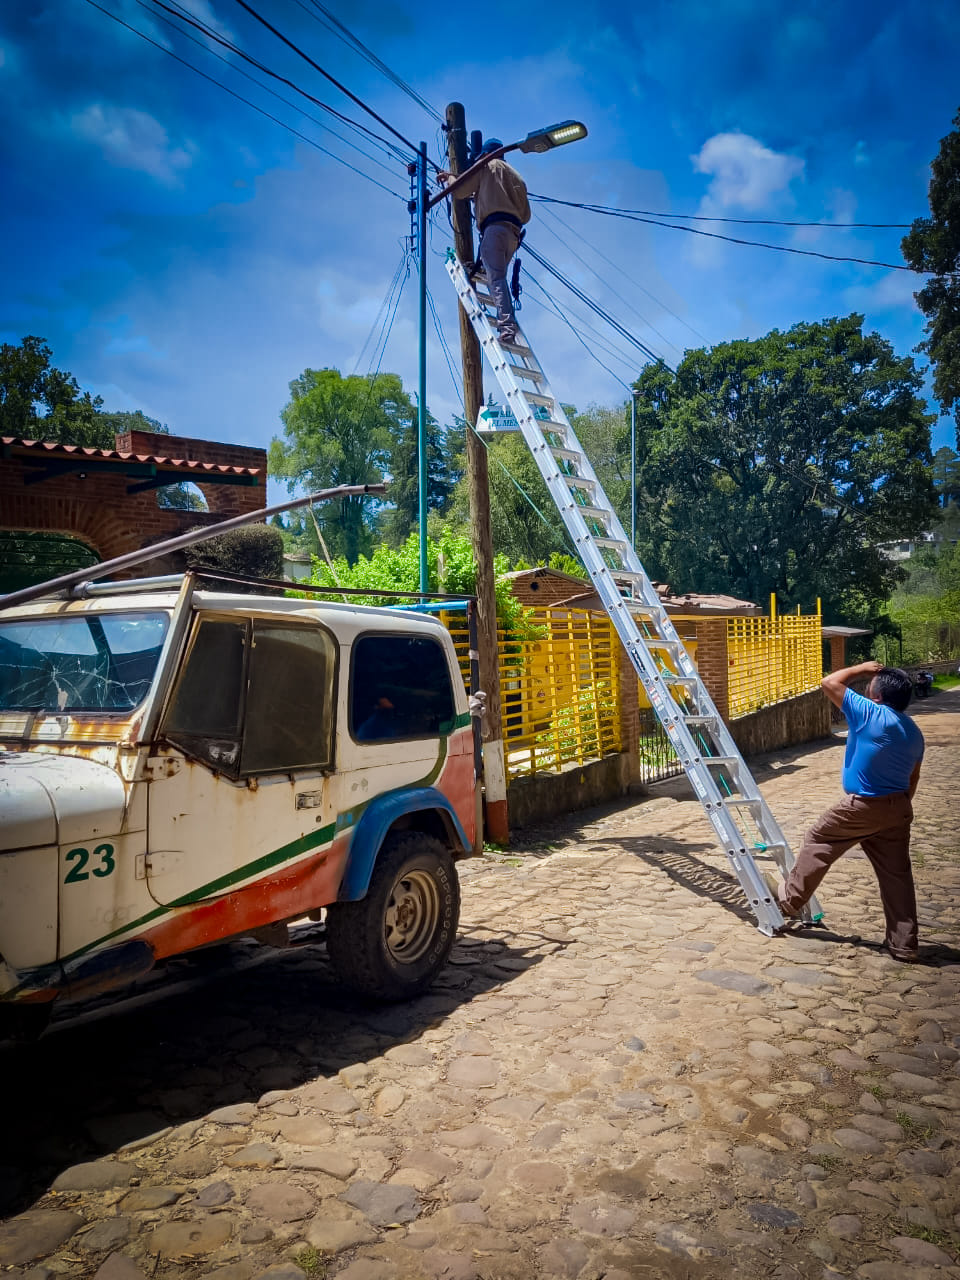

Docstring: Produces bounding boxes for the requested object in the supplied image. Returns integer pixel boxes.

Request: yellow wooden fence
[726,610,822,718]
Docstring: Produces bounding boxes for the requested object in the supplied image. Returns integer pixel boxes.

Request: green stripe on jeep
[60,736,452,963]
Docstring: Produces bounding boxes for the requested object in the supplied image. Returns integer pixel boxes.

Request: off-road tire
[325,832,459,1001]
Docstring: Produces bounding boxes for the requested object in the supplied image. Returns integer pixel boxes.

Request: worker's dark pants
[479,223,521,335]
[781,792,918,954]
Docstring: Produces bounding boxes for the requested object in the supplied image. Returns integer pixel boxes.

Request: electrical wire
[530,194,912,230]
[529,195,921,272]
[353,251,409,374]
[295,0,442,123]
[523,275,636,389]
[525,246,665,363]
[228,0,439,167]
[127,0,405,176]
[142,0,412,164]
[536,209,685,362]
[539,204,708,345]
[85,0,407,200]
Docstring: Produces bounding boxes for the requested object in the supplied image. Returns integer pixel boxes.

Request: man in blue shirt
[774,661,924,961]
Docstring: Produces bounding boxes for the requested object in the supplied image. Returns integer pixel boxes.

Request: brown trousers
[781,792,917,953]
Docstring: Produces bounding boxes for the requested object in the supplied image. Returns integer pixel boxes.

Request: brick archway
[1,430,267,576]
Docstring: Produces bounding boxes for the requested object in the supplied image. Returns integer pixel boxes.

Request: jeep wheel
[325,833,460,1001]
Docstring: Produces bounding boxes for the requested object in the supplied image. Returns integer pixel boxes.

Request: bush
[185,524,285,592]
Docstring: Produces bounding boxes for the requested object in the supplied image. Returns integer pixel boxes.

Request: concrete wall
[728,688,833,757]
[507,753,636,830]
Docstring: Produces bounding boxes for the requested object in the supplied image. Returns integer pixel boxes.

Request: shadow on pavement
[615,835,757,925]
[0,929,547,1217]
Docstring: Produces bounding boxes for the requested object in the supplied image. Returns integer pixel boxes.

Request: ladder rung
[571,504,612,523]
[658,673,699,685]
[701,755,740,768]
[524,392,553,407]
[508,365,544,382]
[684,714,718,725]
[593,537,628,551]
[551,447,583,463]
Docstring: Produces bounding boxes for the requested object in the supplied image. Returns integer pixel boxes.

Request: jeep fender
[338,788,470,902]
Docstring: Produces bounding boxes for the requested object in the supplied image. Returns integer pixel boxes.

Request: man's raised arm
[821,660,883,710]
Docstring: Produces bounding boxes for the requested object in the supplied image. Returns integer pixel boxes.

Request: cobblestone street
[2,692,959,1280]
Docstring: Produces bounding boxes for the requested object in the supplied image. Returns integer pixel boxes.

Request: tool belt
[479,211,524,235]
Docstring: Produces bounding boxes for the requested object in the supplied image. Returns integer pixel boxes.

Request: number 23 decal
[64,844,116,884]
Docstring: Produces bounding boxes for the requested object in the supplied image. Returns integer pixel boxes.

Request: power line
[530,194,912,230]
[353,251,409,374]
[539,204,709,345]
[529,196,920,272]
[85,0,407,200]
[128,0,404,176]
[228,0,438,167]
[536,209,685,361]
[524,275,636,389]
[294,0,442,123]
[143,0,411,164]
[525,246,665,364]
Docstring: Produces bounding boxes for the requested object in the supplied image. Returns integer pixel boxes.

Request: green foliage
[99,409,169,435]
[933,446,960,506]
[289,1246,327,1278]
[902,106,960,442]
[270,368,412,566]
[289,530,538,636]
[381,410,462,546]
[270,368,463,567]
[547,552,588,579]
[185,524,285,592]
[0,531,99,593]
[0,335,110,446]
[629,317,937,621]
[446,432,572,565]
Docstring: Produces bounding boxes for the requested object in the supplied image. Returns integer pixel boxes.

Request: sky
[2,0,959,511]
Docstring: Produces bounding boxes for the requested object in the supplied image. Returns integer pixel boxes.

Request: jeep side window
[241,623,336,774]
[351,634,455,742]
[163,618,246,774]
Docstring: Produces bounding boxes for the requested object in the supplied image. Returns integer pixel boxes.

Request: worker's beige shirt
[451,159,531,229]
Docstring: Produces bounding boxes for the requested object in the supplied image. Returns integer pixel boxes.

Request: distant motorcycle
[914,670,934,699]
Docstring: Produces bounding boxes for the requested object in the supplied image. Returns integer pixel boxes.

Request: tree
[933,445,960,506]
[0,335,109,446]
[630,317,938,621]
[902,107,960,444]
[381,410,462,546]
[270,369,418,565]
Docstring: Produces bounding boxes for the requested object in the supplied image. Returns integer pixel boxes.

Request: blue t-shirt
[841,688,924,796]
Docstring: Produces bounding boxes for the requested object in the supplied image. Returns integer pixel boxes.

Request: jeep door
[144,613,340,943]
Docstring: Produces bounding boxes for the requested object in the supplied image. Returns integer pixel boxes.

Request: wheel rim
[383,869,441,964]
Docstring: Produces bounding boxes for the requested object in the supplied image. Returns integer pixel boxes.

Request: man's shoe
[498,327,519,346]
[885,943,920,963]
[763,872,800,918]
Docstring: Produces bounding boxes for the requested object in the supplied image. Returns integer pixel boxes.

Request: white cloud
[844,270,921,314]
[692,132,804,211]
[71,105,195,184]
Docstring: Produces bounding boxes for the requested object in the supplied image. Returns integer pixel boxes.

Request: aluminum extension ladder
[445,249,822,936]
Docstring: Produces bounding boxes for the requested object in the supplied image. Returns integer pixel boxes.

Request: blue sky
[2,0,958,498]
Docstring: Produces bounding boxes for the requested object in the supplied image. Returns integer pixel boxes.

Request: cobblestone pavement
[2,693,959,1280]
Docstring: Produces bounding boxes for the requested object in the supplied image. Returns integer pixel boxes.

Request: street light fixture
[517,120,589,154]
[426,120,588,209]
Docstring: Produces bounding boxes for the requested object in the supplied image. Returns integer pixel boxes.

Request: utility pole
[444,101,509,845]
[417,141,428,594]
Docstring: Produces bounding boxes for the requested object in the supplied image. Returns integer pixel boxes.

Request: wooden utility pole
[444,101,509,844]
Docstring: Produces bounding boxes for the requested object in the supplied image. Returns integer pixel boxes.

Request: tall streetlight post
[418,114,587,845]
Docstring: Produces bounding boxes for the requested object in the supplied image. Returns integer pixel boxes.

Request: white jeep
[0,576,479,1037]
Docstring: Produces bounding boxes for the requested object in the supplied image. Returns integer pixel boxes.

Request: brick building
[0,429,266,583]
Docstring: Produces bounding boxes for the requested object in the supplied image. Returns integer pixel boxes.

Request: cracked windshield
[0,612,169,714]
